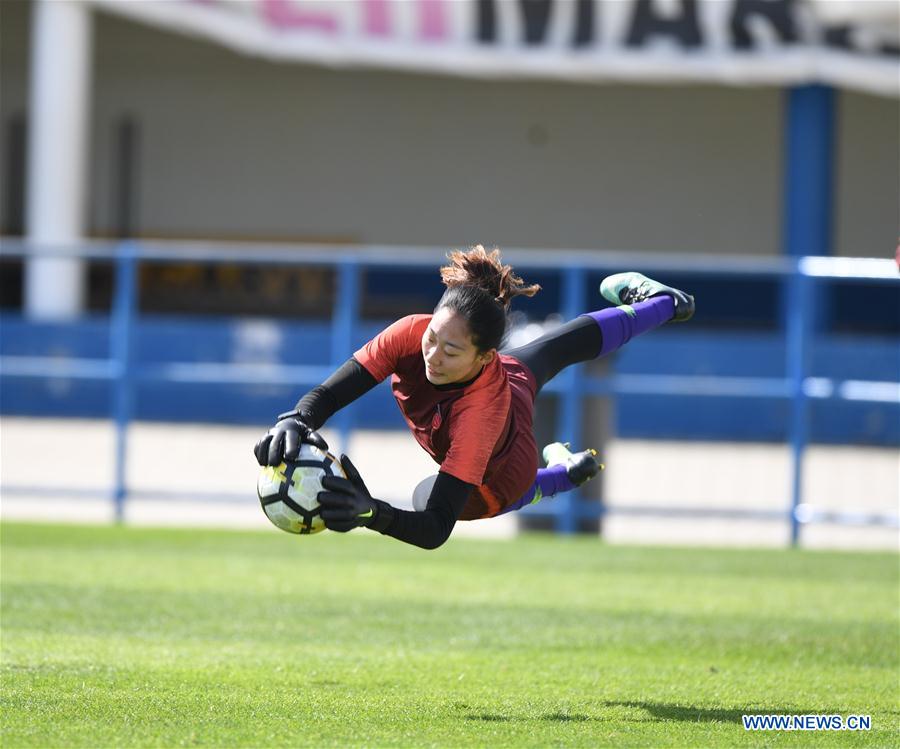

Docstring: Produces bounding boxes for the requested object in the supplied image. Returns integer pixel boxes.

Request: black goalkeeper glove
[253,410,328,467]
[318,455,394,533]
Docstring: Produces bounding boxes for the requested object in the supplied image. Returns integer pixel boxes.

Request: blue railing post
[783,85,835,258]
[781,84,834,333]
[555,266,587,534]
[331,259,361,455]
[786,262,812,546]
[110,241,139,522]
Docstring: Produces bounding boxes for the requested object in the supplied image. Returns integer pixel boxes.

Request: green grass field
[1,522,897,748]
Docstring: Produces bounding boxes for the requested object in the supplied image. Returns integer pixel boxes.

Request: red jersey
[354,314,538,520]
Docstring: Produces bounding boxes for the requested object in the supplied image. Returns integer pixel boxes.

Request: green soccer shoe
[543,442,604,487]
[600,272,695,322]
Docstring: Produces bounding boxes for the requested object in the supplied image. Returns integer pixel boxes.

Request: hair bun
[440,245,540,310]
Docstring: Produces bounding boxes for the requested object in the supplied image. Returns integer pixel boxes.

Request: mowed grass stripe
[2,522,897,748]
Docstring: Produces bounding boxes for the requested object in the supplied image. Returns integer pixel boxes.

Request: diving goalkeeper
[253,246,694,549]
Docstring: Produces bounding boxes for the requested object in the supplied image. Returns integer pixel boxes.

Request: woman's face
[422,307,495,385]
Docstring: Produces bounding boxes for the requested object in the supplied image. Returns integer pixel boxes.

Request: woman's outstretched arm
[254,357,378,466]
[293,357,378,430]
[319,462,473,551]
[378,472,473,550]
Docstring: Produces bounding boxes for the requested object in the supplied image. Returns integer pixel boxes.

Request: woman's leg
[412,448,599,515]
[502,273,693,393]
[498,445,601,515]
[502,296,673,391]
[498,462,575,515]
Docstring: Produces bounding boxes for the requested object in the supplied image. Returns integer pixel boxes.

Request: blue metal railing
[1,239,897,541]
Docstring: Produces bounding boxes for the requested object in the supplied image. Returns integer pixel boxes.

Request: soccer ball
[257,444,345,534]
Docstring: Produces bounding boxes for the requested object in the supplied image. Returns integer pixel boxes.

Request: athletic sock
[582,296,675,357]
[533,463,576,496]
[499,464,576,515]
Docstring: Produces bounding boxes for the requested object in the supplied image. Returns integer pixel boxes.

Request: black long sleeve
[375,471,473,550]
[294,357,378,430]
[294,358,473,549]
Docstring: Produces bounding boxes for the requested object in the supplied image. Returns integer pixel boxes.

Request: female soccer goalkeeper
[253,246,694,549]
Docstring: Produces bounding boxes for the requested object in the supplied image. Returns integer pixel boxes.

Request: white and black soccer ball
[257,444,346,534]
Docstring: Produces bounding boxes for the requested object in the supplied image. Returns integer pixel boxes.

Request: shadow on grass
[604,700,782,725]
[464,711,591,723]
[542,711,591,722]
[455,701,838,727]
[464,713,512,722]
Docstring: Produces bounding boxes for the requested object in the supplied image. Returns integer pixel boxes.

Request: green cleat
[600,271,695,322]
[543,442,604,487]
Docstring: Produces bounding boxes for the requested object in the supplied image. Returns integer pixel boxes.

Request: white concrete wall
[835,91,900,258]
[0,1,896,257]
[1,418,896,550]
[87,10,785,255]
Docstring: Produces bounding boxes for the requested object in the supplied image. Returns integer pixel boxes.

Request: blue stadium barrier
[0,240,897,542]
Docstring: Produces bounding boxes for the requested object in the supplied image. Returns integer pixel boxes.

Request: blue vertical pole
[556,266,587,534]
[781,85,834,545]
[331,259,360,455]
[783,84,835,258]
[786,263,811,547]
[781,85,834,331]
[110,241,138,522]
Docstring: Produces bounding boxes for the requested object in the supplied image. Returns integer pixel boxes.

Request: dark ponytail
[435,245,540,352]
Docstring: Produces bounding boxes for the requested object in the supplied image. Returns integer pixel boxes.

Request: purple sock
[499,464,575,515]
[582,296,675,356]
